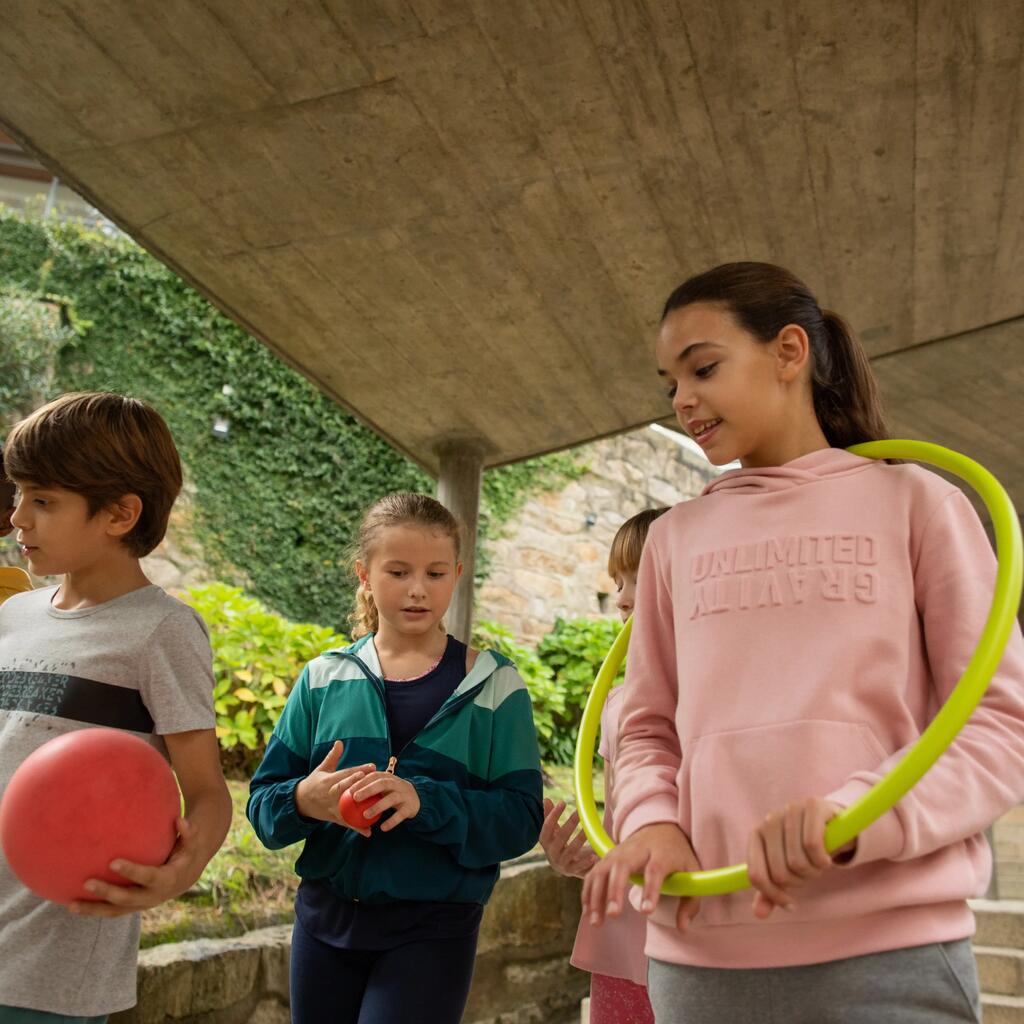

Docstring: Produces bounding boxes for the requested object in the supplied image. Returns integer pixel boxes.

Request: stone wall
[476,427,716,643]
[111,859,587,1024]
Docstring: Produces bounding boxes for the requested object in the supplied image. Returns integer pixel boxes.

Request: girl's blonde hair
[350,492,462,638]
[608,507,669,578]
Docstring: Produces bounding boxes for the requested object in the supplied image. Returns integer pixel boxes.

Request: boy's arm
[70,729,231,917]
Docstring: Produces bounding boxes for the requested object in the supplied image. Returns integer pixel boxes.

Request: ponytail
[813,310,889,449]
[351,583,379,639]
[661,262,888,449]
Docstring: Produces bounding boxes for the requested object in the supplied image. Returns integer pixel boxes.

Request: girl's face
[613,569,637,622]
[357,525,462,639]
[656,302,807,468]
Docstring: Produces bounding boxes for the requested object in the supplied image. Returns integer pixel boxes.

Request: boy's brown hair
[3,392,183,557]
[607,507,670,578]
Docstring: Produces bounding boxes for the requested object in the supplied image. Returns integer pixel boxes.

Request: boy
[0,449,32,604]
[0,392,232,1023]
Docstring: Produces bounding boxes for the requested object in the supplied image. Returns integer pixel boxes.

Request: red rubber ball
[338,788,382,829]
[0,728,181,905]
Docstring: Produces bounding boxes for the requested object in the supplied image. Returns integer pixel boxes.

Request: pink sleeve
[610,529,684,840]
[828,489,1024,865]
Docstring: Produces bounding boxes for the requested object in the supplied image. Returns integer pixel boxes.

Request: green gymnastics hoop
[573,440,1023,897]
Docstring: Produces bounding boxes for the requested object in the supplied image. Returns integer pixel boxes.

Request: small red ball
[338,788,382,829]
[0,728,181,905]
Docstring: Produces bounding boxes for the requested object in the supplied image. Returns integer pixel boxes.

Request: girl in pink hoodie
[582,262,1024,1023]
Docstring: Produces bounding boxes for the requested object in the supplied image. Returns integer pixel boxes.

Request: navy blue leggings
[289,919,479,1024]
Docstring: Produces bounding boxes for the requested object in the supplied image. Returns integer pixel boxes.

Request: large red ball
[0,728,181,905]
[338,788,382,829]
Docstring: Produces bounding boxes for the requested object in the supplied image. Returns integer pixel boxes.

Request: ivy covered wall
[0,211,580,629]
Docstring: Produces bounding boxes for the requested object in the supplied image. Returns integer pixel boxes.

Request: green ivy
[0,209,582,628]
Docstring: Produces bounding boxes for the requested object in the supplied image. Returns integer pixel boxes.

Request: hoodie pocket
[683,718,889,926]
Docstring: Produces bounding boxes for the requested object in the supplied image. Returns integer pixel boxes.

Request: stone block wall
[477,426,716,643]
[111,859,587,1024]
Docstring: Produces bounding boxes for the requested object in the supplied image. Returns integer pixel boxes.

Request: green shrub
[474,617,624,766]
[183,582,345,774]
[472,619,566,764]
[537,617,625,763]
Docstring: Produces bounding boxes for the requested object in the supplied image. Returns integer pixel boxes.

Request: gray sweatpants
[648,939,981,1023]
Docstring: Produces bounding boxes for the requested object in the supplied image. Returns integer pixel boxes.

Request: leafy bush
[183,582,345,774]
[473,616,624,765]
[537,617,625,764]
[0,283,78,428]
[472,619,566,764]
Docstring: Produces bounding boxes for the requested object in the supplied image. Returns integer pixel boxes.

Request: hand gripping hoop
[573,441,1023,897]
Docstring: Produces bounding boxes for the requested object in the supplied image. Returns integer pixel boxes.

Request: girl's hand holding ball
[347,765,421,833]
[295,740,376,835]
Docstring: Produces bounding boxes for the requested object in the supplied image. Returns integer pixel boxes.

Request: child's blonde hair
[608,507,669,578]
[350,492,462,638]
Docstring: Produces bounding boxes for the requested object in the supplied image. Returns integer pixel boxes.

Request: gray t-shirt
[0,584,216,1016]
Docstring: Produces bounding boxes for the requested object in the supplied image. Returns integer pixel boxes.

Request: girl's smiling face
[657,301,807,468]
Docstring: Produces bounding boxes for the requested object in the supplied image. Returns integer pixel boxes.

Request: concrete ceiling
[0,1,1021,511]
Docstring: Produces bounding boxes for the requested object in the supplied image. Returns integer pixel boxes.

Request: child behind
[584,262,1024,1023]
[247,492,544,1024]
[542,508,667,1024]
[0,392,232,1023]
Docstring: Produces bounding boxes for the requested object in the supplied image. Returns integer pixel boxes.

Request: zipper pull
[386,756,398,775]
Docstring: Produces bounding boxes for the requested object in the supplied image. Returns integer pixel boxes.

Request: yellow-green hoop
[573,440,1023,897]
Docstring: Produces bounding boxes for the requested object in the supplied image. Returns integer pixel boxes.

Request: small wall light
[584,512,598,528]
[211,415,231,440]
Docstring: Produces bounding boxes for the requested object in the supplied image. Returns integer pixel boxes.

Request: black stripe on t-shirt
[0,670,155,732]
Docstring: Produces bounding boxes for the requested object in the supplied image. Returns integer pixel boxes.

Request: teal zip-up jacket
[247,634,543,905]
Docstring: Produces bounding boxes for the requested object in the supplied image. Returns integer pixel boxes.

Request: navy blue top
[296,635,482,948]
[385,635,467,753]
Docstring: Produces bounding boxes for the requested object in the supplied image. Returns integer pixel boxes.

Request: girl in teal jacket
[248,493,543,1024]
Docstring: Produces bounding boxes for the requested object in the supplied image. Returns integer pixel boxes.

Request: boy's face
[0,479,15,537]
[613,570,638,623]
[10,483,126,577]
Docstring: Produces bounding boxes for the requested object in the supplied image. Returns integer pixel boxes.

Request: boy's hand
[295,740,375,830]
[70,818,202,917]
[582,822,701,932]
[349,772,420,832]
[746,797,852,919]
[540,798,598,878]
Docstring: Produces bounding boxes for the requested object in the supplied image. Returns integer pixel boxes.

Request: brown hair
[608,507,669,577]
[3,392,183,557]
[350,492,462,638]
[661,262,888,449]
[0,448,13,509]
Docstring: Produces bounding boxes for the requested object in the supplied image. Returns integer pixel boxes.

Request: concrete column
[436,441,485,643]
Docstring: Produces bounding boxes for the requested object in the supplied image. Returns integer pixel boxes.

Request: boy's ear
[355,559,369,589]
[774,323,811,384]
[104,493,143,539]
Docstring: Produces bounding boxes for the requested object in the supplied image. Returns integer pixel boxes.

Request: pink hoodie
[612,448,1024,969]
